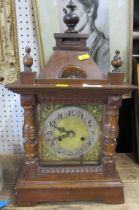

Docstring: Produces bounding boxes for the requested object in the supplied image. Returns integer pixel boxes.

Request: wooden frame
[33,0,133,84]
[0,0,19,85]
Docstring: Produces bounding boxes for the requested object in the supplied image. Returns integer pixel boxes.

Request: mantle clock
[6,1,135,206]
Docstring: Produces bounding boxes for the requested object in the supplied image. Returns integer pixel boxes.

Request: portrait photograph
[33,0,133,83]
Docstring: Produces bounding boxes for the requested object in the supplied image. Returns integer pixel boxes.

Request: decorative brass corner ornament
[0,0,19,85]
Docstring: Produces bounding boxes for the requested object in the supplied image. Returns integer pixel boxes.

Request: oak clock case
[5,0,136,206]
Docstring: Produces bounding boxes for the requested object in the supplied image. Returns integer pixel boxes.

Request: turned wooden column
[21,96,38,179]
[103,95,122,177]
[103,52,125,177]
[20,47,37,179]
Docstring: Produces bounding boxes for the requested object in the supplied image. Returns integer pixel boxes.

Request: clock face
[44,106,99,159]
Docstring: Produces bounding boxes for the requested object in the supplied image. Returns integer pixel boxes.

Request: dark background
[117,99,132,153]
[117,0,139,163]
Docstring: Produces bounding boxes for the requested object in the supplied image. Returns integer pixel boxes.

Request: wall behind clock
[0,0,133,155]
[0,0,39,154]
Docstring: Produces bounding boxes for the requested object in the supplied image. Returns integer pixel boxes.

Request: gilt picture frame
[33,0,133,84]
[0,0,19,85]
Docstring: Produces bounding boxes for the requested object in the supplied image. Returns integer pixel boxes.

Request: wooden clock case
[6,3,135,205]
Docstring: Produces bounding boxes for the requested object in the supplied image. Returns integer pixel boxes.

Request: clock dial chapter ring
[45,106,99,159]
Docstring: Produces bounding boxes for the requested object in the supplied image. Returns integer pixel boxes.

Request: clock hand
[55,127,75,137]
[66,130,75,138]
[55,127,86,141]
[57,130,75,141]
[57,134,68,141]
[55,126,66,133]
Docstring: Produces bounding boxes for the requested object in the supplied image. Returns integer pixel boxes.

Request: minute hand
[55,127,75,140]
[55,126,66,133]
[57,134,68,141]
[55,127,75,135]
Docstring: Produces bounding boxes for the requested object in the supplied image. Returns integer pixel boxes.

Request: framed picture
[33,0,133,83]
[0,0,19,85]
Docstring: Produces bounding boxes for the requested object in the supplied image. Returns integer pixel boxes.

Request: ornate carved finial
[63,0,79,33]
[111,50,122,72]
[23,47,33,72]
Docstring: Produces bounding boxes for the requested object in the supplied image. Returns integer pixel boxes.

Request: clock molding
[6,1,136,206]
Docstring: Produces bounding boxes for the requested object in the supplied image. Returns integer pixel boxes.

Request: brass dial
[45,106,99,159]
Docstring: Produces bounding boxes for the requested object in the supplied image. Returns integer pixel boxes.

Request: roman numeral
[68,151,73,156]
[68,110,75,116]
[58,113,62,119]
[91,130,95,134]
[88,120,93,127]
[49,121,56,127]
[50,141,55,147]
[46,131,52,137]
[78,111,84,119]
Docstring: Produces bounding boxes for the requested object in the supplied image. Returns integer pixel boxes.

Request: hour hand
[57,132,75,142]
[57,134,68,141]
[55,126,66,133]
